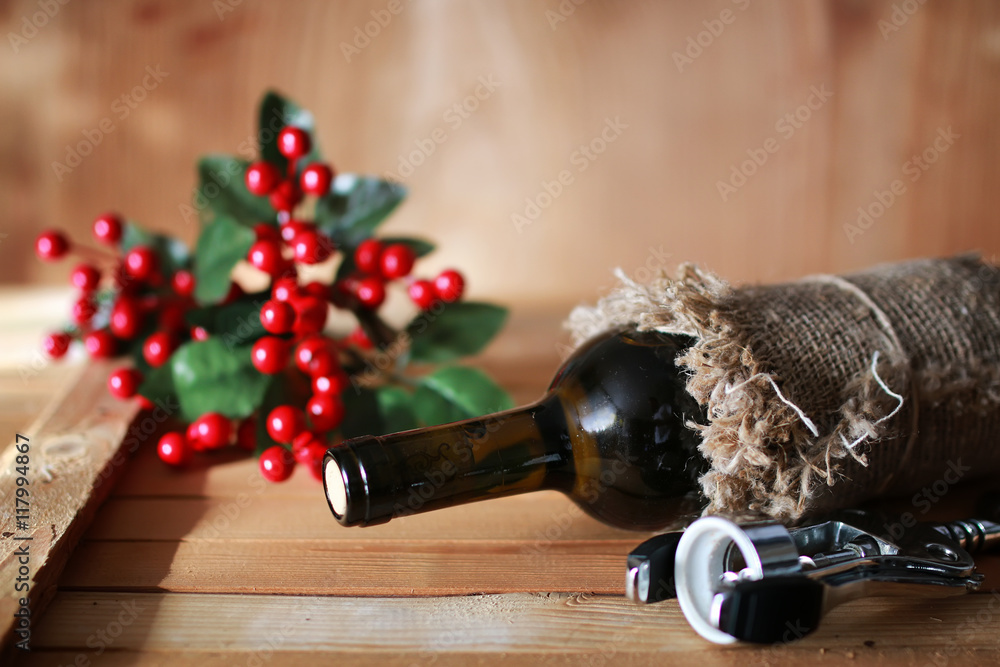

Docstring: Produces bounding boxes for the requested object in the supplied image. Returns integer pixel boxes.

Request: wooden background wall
[1,0,998,307]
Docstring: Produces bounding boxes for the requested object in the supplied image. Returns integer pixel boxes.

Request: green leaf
[186,297,266,346]
[120,222,191,276]
[170,338,272,422]
[195,155,276,225]
[413,366,514,427]
[374,385,419,434]
[193,216,256,305]
[315,175,406,247]
[406,302,508,364]
[137,360,177,407]
[257,90,321,173]
[334,235,434,282]
[340,386,383,439]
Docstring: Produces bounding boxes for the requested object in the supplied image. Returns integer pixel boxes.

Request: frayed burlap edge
[565,265,914,522]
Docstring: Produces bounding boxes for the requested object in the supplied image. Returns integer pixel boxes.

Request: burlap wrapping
[567,255,1000,522]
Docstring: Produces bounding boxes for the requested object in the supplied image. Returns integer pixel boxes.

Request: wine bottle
[322,328,707,531]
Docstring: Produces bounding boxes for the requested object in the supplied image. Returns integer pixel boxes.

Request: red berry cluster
[237,127,465,481]
[35,124,468,485]
[35,213,197,403]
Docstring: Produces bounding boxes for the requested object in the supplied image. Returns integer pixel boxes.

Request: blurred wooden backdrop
[1,0,998,307]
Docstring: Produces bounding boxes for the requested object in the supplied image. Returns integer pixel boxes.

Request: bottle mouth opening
[324,459,349,520]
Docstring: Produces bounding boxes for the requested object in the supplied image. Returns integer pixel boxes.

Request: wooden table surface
[2,288,999,666]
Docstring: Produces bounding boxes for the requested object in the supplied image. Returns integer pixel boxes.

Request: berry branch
[35,90,511,484]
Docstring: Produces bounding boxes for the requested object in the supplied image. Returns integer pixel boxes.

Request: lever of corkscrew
[625,498,1000,644]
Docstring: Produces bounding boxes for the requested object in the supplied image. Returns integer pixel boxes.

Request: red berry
[157,432,192,467]
[259,445,296,482]
[292,229,333,265]
[92,213,123,245]
[143,331,175,367]
[269,180,303,212]
[43,332,72,359]
[302,281,329,300]
[379,244,415,280]
[272,276,300,302]
[70,263,101,292]
[245,161,281,196]
[252,336,290,374]
[313,371,349,396]
[236,418,256,452]
[84,330,117,358]
[110,297,143,339]
[108,367,142,400]
[260,299,295,334]
[280,219,310,244]
[347,326,373,350]
[247,239,283,276]
[409,279,438,310]
[124,246,158,281]
[191,325,210,341]
[71,296,96,326]
[172,270,196,297]
[354,239,384,275]
[186,421,203,450]
[137,396,154,411]
[254,223,281,242]
[295,336,337,376]
[307,394,345,431]
[35,230,69,261]
[158,300,187,332]
[434,269,465,303]
[300,163,334,195]
[356,276,386,309]
[292,430,319,452]
[291,296,328,336]
[266,406,305,444]
[191,412,232,449]
[277,127,311,159]
[294,441,327,481]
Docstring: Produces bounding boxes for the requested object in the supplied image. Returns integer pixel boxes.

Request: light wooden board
[0,362,140,653]
[25,592,1000,665]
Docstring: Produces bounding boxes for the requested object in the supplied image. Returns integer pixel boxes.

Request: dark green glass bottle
[323,328,707,531]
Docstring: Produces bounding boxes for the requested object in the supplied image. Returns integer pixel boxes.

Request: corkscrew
[625,495,1000,644]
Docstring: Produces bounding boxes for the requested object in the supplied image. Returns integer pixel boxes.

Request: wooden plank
[0,362,141,654]
[25,592,1000,665]
[85,494,653,542]
[58,539,631,595]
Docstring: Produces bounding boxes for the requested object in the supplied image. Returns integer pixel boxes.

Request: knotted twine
[567,255,1000,522]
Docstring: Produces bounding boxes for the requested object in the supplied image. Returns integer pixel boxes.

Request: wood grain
[26,592,1000,665]
[2,1,999,305]
[0,362,140,653]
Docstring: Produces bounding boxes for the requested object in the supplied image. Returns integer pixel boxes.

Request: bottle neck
[324,397,568,526]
